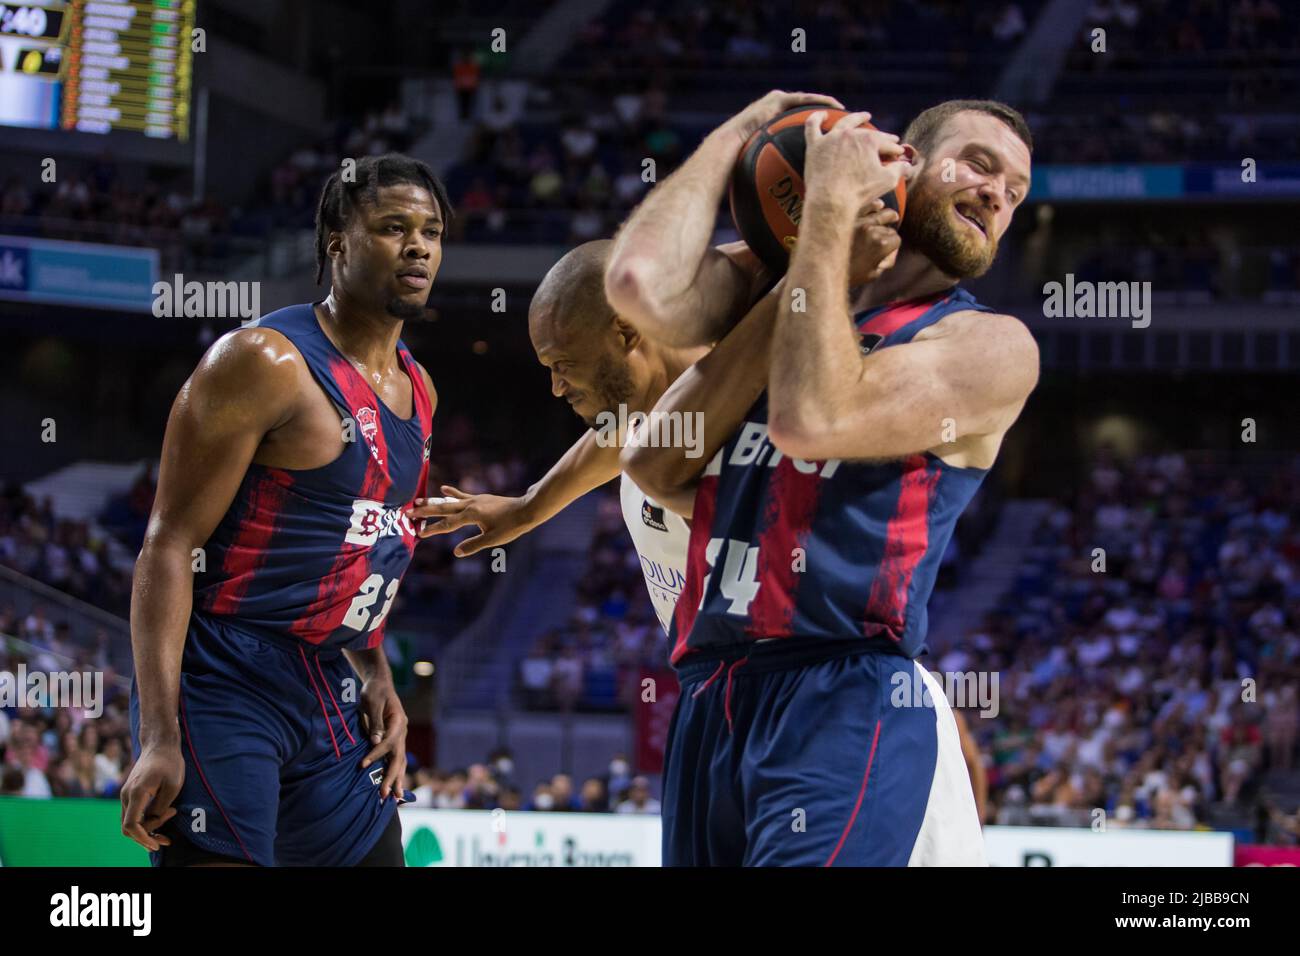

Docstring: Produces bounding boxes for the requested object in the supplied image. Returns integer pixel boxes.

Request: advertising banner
[0,796,148,866]
[0,235,159,311]
[399,808,661,867]
[985,825,1233,867]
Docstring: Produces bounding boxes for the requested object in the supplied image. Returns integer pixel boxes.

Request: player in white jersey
[618,474,691,633]
[404,238,767,628]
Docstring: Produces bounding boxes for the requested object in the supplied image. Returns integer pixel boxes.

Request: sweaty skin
[121,184,441,857]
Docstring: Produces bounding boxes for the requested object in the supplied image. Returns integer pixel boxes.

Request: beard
[899,181,998,279]
[384,295,432,321]
[578,351,637,428]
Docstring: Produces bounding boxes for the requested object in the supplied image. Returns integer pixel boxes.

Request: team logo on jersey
[355,406,384,466]
[369,766,384,787]
[423,434,432,462]
[641,500,668,532]
[859,332,884,354]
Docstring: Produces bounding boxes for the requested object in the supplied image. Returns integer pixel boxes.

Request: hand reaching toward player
[406,484,539,557]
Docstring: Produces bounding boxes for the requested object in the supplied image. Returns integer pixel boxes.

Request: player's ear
[613,315,641,352]
[326,231,345,262]
[900,144,921,181]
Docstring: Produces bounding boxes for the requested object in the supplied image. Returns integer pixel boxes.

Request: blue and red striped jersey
[192,303,433,650]
[669,287,994,664]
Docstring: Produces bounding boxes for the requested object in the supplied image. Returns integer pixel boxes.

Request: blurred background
[0,0,1298,866]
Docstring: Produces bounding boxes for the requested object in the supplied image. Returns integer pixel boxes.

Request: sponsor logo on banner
[398,809,661,867]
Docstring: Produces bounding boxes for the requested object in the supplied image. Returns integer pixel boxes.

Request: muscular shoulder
[187,327,305,426]
[919,309,1039,401]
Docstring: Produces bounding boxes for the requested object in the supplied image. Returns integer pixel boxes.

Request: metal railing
[1,631,132,691]
[0,565,129,639]
[0,565,131,676]
[430,529,540,722]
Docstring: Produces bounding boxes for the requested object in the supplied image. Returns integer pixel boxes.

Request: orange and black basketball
[728,105,908,276]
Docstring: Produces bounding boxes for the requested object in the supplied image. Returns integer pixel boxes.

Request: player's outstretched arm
[620,292,779,518]
[406,428,622,556]
[604,90,842,349]
[121,329,299,852]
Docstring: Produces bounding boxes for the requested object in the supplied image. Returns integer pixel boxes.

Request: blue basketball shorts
[129,612,399,866]
[662,640,986,866]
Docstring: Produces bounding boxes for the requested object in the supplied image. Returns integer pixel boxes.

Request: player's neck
[641,343,707,411]
[316,292,404,374]
[850,248,959,313]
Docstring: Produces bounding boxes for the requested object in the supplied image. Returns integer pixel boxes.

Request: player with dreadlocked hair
[122,153,451,867]
[313,154,454,288]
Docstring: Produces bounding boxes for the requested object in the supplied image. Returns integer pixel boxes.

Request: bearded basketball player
[609,94,1037,866]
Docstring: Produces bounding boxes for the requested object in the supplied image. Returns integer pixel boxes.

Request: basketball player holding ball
[606,91,1038,865]
[405,95,862,627]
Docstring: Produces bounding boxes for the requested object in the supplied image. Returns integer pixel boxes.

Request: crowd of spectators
[5,1,1296,280]
[0,485,136,619]
[403,748,660,815]
[442,83,677,245]
[437,2,1299,295]
[518,488,668,712]
[441,0,1035,246]
[0,106,416,268]
[0,627,132,800]
[1066,0,1293,69]
[1029,107,1299,164]
[559,0,1036,77]
[0,162,228,270]
[1052,1,1299,157]
[941,450,1300,834]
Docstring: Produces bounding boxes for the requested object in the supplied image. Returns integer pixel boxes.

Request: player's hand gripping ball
[728,105,908,276]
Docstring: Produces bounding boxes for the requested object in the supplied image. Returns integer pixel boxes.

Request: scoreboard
[0,0,195,140]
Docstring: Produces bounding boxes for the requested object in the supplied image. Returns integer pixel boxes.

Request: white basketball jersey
[619,473,691,634]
